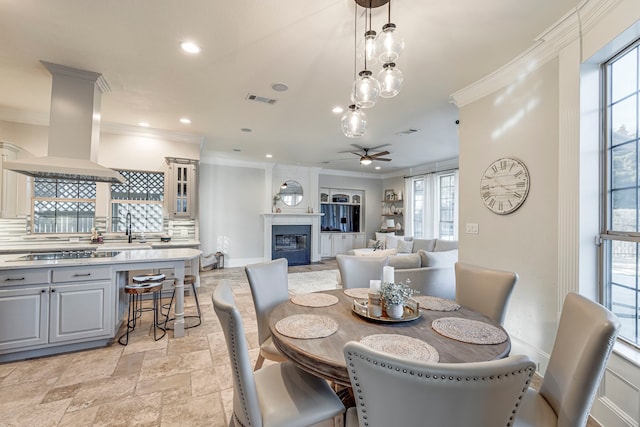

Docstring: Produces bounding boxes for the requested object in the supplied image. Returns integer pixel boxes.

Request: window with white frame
[409,171,458,240]
[602,38,640,347]
[110,170,164,233]
[32,178,96,233]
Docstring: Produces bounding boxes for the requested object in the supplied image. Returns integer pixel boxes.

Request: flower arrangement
[273,194,281,206]
[380,281,416,306]
[372,240,383,251]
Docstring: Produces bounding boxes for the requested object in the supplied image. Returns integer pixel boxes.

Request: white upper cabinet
[166,157,198,219]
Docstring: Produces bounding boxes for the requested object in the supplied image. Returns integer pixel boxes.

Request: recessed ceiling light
[179,118,191,124]
[266,154,273,158]
[375,166,381,170]
[138,122,150,127]
[271,83,288,92]
[332,106,344,114]
[241,128,252,133]
[180,41,201,54]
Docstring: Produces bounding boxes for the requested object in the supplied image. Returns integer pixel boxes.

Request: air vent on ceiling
[396,129,419,135]
[246,93,277,105]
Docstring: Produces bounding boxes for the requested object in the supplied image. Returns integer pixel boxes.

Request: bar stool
[118,274,167,345]
[163,274,202,329]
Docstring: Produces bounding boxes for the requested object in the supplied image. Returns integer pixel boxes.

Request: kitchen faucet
[125,212,133,243]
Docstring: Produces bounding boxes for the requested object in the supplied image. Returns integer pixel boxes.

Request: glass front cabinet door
[166,157,198,219]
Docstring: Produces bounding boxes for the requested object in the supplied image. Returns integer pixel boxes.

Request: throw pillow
[389,253,421,269]
[397,239,414,254]
[385,235,400,249]
[420,249,458,267]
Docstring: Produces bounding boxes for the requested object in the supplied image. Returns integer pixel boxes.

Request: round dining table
[269,289,511,386]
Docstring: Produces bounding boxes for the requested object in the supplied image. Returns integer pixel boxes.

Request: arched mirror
[279,180,303,206]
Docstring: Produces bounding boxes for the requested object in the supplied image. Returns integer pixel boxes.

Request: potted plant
[380,281,416,319]
[372,240,383,251]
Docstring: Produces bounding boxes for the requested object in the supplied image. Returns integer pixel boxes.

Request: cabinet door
[321,234,332,257]
[0,286,49,351]
[353,233,365,249]
[332,234,349,255]
[167,160,198,219]
[49,281,112,343]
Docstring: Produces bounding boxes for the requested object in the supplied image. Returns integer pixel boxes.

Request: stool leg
[152,290,166,341]
[118,293,135,346]
[191,283,202,327]
[163,288,176,330]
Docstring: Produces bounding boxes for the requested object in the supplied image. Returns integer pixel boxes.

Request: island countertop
[0,248,202,271]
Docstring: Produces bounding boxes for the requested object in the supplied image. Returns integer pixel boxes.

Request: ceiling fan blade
[368,143,390,151]
[370,150,390,158]
[350,143,367,151]
[374,157,392,162]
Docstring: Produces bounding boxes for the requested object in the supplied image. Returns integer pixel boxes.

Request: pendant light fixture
[351,0,380,109]
[377,61,403,98]
[375,0,405,63]
[341,104,367,138]
[340,0,405,138]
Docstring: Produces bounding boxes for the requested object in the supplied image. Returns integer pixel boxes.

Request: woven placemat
[360,334,439,362]
[275,314,339,339]
[412,296,460,312]
[431,318,507,344]
[344,288,370,299]
[290,293,339,308]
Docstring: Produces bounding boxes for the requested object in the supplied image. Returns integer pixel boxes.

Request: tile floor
[0,259,601,427]
[0,261,337,427]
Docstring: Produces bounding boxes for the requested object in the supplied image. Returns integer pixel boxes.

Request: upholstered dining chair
[212,283,345,427]
[343,341,536,427]
[245,258,289,370]
[455,261,518,325]
[513,292,621,427]
[336,254,390,289]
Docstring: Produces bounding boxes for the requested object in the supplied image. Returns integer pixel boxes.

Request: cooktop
[8,250,121,262]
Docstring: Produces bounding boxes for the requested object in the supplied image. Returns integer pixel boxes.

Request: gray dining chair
[336,254,390,289]
[455,261,518,325]
[212,282,345,427]
[343,341,536,427]
[513,292,620,427]
[245,258,289,370]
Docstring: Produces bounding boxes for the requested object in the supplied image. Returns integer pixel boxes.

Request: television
[321,203,360,232]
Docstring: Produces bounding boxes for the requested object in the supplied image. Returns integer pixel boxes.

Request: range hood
[3,62,126,184]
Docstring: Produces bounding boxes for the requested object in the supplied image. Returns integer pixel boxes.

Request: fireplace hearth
[272,225,311,266]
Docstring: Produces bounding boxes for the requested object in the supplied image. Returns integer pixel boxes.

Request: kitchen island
[0,248,201,362]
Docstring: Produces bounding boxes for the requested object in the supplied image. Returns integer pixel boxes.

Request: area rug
[288,269,340,295]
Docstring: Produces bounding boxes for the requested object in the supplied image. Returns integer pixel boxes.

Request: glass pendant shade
[351,70,380,108]
[377,62,403,98]
[357,30,378,67]
[341,105,367,138]
[375,23,405,63]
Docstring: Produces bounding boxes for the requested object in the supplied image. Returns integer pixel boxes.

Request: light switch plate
[465,223,479,234]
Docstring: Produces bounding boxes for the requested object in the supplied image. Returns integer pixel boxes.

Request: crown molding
[319,168,382,179]
[450,0,621,107]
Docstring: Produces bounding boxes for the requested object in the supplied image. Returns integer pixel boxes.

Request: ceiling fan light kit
[341,0,405,149]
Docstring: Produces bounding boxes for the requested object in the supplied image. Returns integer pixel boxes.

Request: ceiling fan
[343,144,392,165]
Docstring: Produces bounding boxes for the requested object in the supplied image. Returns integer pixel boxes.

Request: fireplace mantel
[262,213,324,262]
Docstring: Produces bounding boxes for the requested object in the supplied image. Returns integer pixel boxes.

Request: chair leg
[254,354,265,370]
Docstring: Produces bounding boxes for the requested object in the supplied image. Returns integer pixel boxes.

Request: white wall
[454,0,640,425]
[198,162,265,266]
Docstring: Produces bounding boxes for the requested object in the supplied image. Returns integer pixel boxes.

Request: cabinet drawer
[52,266,111,283]
[0,270,50,286]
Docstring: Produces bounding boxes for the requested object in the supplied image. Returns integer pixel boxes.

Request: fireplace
[272,225,311,266]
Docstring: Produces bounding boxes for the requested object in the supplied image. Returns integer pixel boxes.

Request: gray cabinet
[0,285,49,351]
[0,266,113,352]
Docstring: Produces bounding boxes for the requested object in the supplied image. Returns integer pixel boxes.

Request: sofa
[348,237,458,300]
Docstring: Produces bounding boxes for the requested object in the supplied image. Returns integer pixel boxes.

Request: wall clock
[480,157,530,215]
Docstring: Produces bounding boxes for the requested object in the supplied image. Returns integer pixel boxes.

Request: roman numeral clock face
[480,157,530,215]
